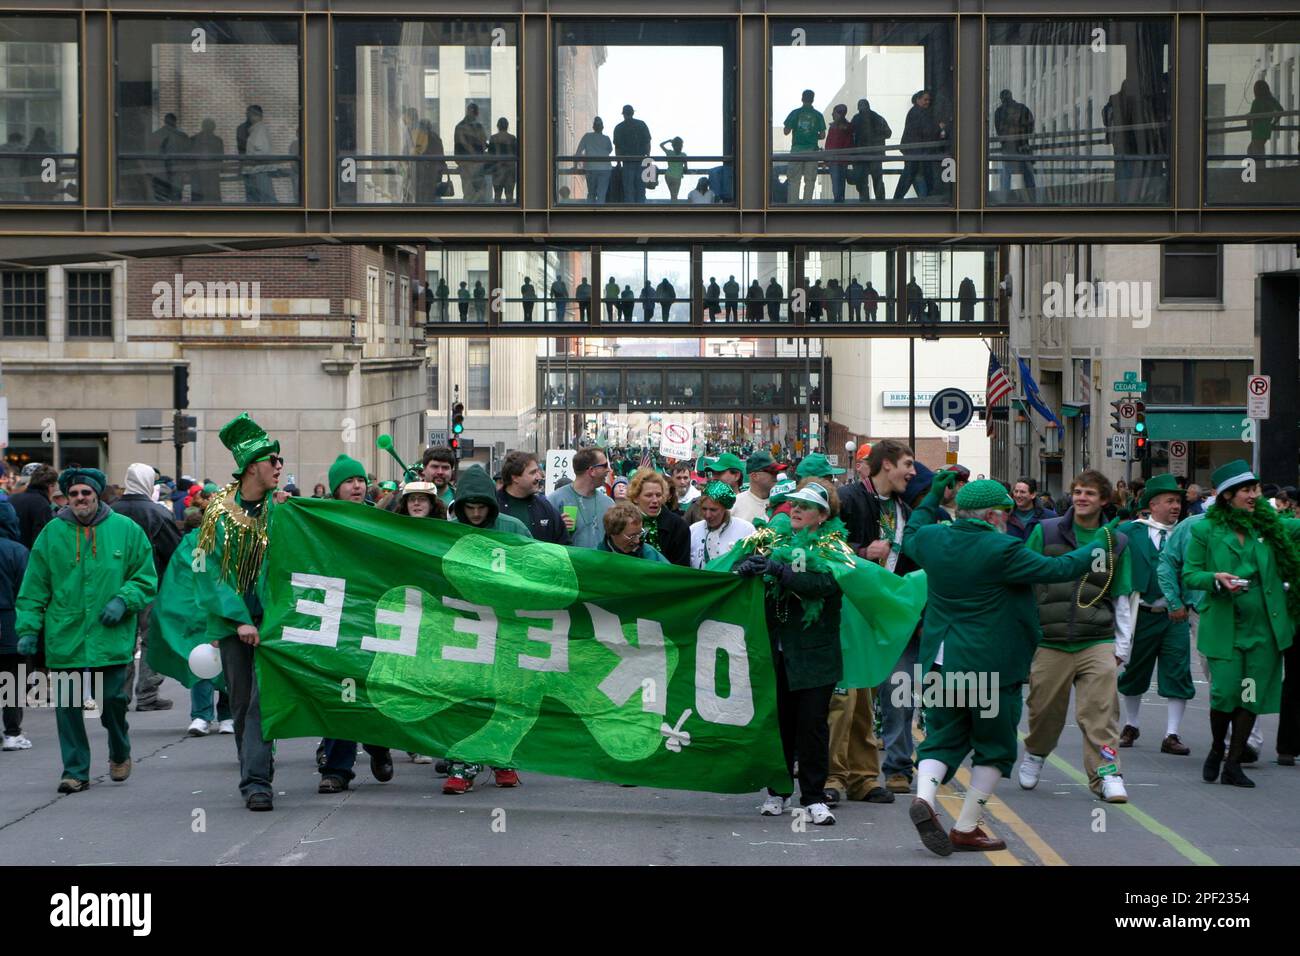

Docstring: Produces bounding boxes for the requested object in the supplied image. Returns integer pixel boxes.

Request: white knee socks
[955,764,1002,833]
[1123,694,1143,728]
[1165,698,1186,737]
[917,758,946,809]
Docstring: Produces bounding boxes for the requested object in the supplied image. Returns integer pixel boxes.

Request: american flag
[986,352,1012,436]
[639,445,654,471]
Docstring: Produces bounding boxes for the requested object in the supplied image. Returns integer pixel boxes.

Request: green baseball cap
[796,452,845,478]
[705,452,746,475]
[746,450,788,474]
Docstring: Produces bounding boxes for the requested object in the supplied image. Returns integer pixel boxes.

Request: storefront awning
[1146,411,1249,442]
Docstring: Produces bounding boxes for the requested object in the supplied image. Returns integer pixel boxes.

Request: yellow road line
[936,786,1021,865]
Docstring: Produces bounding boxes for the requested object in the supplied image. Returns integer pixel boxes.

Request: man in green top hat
[732,450,788,525]
[193,413,282,811]
[901,473,1101,856]
[1115,473,1194,755]
[15,466,157,793]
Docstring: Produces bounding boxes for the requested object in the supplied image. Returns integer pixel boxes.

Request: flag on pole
[986,352,1012,436]
[1016,356,1064,431]
[639,445,654,471]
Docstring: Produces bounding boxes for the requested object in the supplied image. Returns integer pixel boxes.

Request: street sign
[1169,439,1188,477]
[544,449,575,496]
[659,421,692,460]
[1113,381,1148,393]
[428,429,448,447]
[1117,400,1138,424]
[1107,433,1128,459]
[136,408,165,444]
[928,388,975,431]
[826,454,839,467]
[1247,374,1271,420]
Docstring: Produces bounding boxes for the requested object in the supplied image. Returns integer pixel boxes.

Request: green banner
[256,499,788,794]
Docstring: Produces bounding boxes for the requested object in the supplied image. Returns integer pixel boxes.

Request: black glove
[766,559,795,588]
[735,554,769,578]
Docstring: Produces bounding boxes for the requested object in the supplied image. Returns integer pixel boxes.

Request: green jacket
[1183,516,1297,658]
[902,493,1098,684]
[1118,518,1168,603]
[15,504,157,669]
[450,465,533,539]
[767,569,843,691]
[193,489,275,642]
[1157,513,1205,611]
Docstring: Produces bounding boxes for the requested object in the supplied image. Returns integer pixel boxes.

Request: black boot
[1220,760,1255,787]
[1204,709,1230,782]
[1203,748,1224,783]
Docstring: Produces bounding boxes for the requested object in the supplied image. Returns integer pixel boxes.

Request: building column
[1256,274,1299,484]
[47,265,66,359]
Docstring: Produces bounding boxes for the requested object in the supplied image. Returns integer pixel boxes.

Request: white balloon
[188,643,223,680]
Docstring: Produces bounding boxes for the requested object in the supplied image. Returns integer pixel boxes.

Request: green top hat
[705,452,746,474]
[955,479,1014,511]
[219,413,280,479]
[1138,473,1183,511]
[796,452,845,478]
[1211,459,1256,497]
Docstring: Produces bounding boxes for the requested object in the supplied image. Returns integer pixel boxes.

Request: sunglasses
[68,489,96,498]
[260,455,284,468]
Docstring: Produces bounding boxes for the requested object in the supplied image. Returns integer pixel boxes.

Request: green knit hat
[701,480,737,510]
[58,467,107,496]
[955,479,1014,511]
[1211,459,1256,498]
[219,413,280,479]
[329,453,367,495]
[1139,473,1183,511]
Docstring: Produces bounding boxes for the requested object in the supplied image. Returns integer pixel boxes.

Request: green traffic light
[1134,421,1145,432]
[453,423,464,434]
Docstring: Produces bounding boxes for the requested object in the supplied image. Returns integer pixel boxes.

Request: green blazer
[1183,517,1297,658]
[902,494,1098,684]
[1117,519,1164,601]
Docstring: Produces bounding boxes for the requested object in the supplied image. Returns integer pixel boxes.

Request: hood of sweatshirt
[125,462,156,498]
[451,465,500,527]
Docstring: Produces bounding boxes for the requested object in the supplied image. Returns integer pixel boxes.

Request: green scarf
[734,514,855,626]
[1207,498,1300,621]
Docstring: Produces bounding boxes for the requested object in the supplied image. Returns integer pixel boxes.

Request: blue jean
[876,633,920,778]
[190,678,232,722]
[999,154,1036,192]
[585,169,611,202]
[320,738,391,783]
[244,171,276,203]
[620,163,646,203]
[830,164,849,202]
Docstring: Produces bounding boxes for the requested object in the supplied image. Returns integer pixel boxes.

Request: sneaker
[2,734,32,751]
[442,763,480,795]
[760,793,787,816]
[318,774,348,794]
[408,752,434,764]
[109,758,132,783]
[806,802,836,826]
[187,718,210,737]
[1101,774,1128,803]
[885,772,913,794]
[1018,752,1046,790]
[493,768,521,788]
[57,777,89,794]
[217,719,235,735]
[83,698,97,712]
[135,699,174,712]
[246,792,273,811]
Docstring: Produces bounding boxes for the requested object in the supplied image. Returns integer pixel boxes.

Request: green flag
[148,529,227,692]
[256,499,788,794]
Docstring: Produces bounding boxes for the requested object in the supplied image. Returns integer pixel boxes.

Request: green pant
[54,665,131,782]
[916,677,1023,782]
[1208,644,1283,715]
[1117,608,1194,700]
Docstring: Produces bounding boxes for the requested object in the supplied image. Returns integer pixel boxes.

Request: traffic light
[173,365,189,410]
[451,402,465,437]
[1109,399,1125,433]
[1131,432,1147,460]
[1132,400,1146,439]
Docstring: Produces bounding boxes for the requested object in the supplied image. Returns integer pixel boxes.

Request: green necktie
[1156,528,1167,551]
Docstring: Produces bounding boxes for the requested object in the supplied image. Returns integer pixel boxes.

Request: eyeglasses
[267,455,284,468]
[619,529,646,541]
[591,462,610,470]
[68,489,96,498]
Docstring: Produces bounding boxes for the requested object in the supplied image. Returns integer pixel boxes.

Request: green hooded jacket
[450,465,533,538]
[15,503,157,669]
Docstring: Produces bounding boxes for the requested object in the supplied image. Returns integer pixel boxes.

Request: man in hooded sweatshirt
[111,463,182,712]
[444,464,531,793]
[0,502,30,751]
[15,467,157,793]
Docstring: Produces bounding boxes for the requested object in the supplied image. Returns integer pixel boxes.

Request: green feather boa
[736,514,856,626]
[1207,498,1300,621]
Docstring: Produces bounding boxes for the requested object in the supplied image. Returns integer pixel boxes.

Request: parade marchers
[4,414,1299,861]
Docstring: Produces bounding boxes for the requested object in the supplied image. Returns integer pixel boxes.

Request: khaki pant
[1024,643,1121,794]
[825,687,882,798]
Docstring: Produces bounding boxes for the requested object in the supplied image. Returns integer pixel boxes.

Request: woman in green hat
[733,478,848,827]
[1184,459,1300,788]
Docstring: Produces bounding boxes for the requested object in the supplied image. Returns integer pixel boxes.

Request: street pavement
[1,670,1296,866]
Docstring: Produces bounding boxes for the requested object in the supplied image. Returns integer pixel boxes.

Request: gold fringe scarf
[197,482,270,594]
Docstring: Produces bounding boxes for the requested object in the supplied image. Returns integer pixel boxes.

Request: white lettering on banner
[360,587,422,656]
[516,609,570,672]
[282,574,346,647]
[694,621,754,726]
[440,598,497,664]
[587,602,668,715]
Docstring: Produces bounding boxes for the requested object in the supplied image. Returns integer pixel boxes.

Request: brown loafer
[1119,725,1140,748]
[109,758,131,782]
[1160,734,1191,756]
[57,777,89,794]
[908,798,953,857]
[949,826,1007,852]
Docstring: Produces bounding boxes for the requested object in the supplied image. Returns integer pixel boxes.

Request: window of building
[66,271,112,338]
[2,269,46,337]
[334,19,517,206]
[366,266,380,341]
[400,275,411,327]
[468,339,490,409]
[501,247,592,323]
[385,271,397,327]
[0,16,80,204]
[427,339,439,408]
[801,247,893,323]
[1143,359,1251,405]
[553,19,736,206]
[770,19,955,205]
[114,17,301,205]
[599,248,691,322]
[425,248,491,323]
[1205,18,1300,205]
[666,370,703,408]
[626,370,663,408]
[707,370,743,406]
[700,250,790,323]
[582,369,621,408]
[1160,244,1222,302]
[987,19,1173,206]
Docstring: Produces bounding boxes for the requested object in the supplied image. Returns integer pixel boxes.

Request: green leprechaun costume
[15,467,157,791]
[1183,459,1300,788]
[899,473,1099,856]
[1115,473,1195,753]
